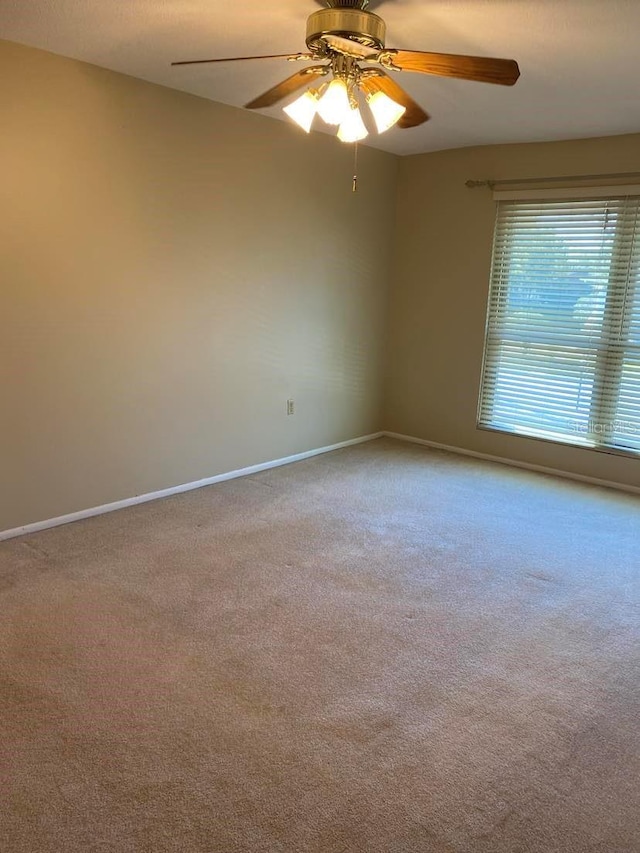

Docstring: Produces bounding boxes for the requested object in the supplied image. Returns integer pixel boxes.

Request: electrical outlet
[287,399,295,416]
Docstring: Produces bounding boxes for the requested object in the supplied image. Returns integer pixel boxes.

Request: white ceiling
[2,0,640,156]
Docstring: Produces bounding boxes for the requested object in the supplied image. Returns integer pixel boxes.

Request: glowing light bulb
[366,91,406,133]
[317,79,351,126]
[337,105,368,143]
[283,90,319,133]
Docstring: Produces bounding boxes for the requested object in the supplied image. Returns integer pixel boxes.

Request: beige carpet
[1,438,638,852]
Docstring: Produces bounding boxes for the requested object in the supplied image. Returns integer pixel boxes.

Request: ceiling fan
[172,0,520,143]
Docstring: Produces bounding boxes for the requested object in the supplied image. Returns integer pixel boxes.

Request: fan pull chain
[352,141,359,193]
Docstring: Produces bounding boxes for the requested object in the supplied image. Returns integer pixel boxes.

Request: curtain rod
[465,171,640,189]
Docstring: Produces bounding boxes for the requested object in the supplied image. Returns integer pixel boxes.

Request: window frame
[476,186,640,459]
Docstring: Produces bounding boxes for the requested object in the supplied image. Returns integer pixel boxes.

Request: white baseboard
[5,429,635,543]
[383,431,640,497]
[0,432,383,542]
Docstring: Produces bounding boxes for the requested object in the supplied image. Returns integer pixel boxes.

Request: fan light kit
[172,0,520,143]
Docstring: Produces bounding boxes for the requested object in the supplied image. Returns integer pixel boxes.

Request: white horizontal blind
[479,195,640,454]
[610,222,640,450]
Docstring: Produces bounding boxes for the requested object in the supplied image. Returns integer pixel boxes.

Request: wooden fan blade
[245,66,328,109]
[360,71,430,128]
[384,50,520,86]
[172,53,306,67]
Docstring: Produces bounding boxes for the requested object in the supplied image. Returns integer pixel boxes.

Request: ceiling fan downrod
[325,1,370,9]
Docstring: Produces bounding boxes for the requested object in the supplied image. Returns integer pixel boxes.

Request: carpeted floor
[1,437,638,852]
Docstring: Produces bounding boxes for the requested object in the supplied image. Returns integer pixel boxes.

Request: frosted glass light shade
[366,91,406,133]
[337,105,368,143]
[283,90,319,133]
[317,79,351,126]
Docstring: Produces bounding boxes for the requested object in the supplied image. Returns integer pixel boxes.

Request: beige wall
[1,39,398,531]
[385,133,640,490]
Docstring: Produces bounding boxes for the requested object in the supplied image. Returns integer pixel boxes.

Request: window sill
[476,422,640,460]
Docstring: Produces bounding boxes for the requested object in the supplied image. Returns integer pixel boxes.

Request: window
[478,189,640,454]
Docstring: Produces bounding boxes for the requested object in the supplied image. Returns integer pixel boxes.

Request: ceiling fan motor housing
[306,8,386,52]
